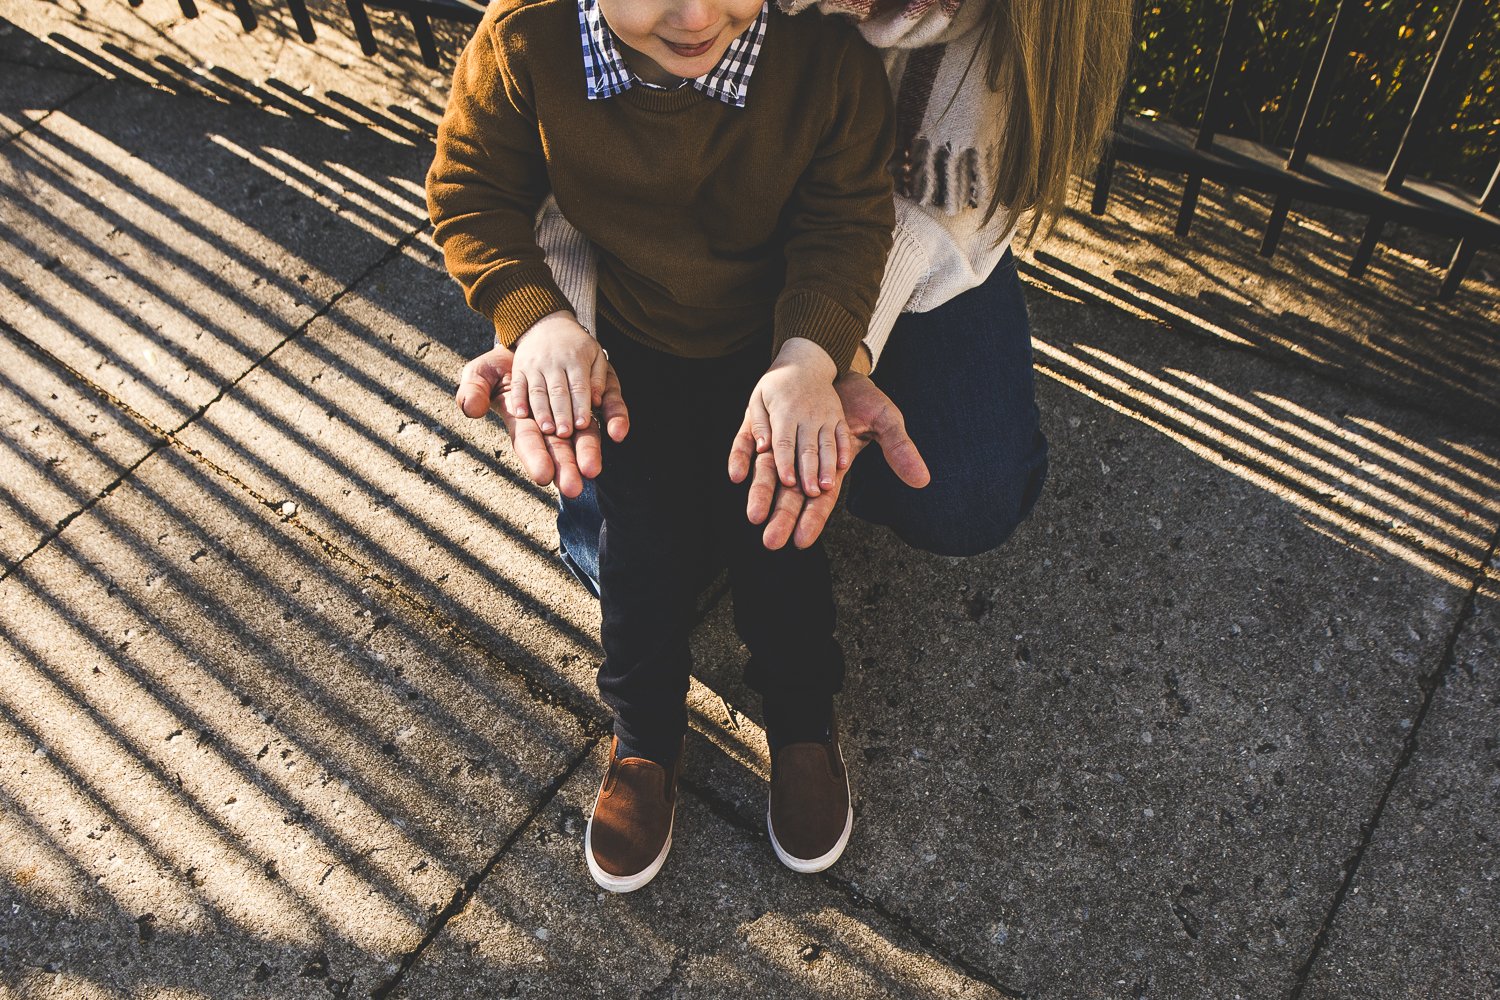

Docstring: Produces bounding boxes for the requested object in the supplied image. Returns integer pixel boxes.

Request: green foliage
[1129,0,1500,189]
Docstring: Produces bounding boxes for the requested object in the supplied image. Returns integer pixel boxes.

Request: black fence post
[229,0,257,33]
[285,0,318,43]
[408,10,441,68]
[1261,0,1356,258]
[1352,0,1482,277]
[1091,153,1117,216]
[1177,0,1251,237]
[1091,0,1146,217]
[1349,214,1385,278]
[1385,0,1479,191]
[1439,156,1500,300]
[344,0,380,56]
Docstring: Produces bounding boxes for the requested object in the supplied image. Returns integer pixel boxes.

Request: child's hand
[456,342,630,496]
[508,311,606,438]
[736,338,852,498]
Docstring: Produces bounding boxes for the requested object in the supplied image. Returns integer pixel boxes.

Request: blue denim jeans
[555,249,1047,591]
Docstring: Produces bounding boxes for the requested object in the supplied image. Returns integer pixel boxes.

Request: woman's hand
[456,341,629,497]
[729,370,930,549]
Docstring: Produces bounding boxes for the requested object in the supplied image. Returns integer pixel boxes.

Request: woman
[456,0,1132,587]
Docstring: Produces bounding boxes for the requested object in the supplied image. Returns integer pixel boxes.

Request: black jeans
[593,317,844,762]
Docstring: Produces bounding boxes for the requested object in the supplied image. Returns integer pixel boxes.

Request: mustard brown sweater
[426,0,895,372]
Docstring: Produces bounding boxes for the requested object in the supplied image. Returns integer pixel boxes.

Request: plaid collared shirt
[577,0,768,108]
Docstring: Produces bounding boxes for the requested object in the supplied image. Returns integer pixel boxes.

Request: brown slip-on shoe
[585,737,682,892]
[767,724,852,873]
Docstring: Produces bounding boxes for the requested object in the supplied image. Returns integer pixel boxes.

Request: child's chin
[659,45,728,78]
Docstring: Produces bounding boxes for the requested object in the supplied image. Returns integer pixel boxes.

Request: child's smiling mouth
[662,34,717,58]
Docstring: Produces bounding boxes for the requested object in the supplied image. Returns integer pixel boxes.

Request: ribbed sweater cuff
[865,218,930,371]
[475,264,574,348]
[774,291,865,374]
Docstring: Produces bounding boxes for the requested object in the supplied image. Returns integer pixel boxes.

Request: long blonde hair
[980,0,1134,242]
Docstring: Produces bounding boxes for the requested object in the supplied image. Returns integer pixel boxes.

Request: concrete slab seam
[0,315,175,585]
[0,76,102,153]
[6,312,1027,995]
[8,248,1020,994]
[0,55,100,78]
[8,317,1020,994]
[1287,525,1500,999]
[676,772,1031,999]
[0,312,616,737]
[171,223,425,438]
[368,736,604,999]
[0,222,423,583]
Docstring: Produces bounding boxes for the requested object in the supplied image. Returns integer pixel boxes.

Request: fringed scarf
[779,0,1001,218]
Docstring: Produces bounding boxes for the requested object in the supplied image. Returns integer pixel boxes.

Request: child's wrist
[772,337,838,381]
[506,309,579,349]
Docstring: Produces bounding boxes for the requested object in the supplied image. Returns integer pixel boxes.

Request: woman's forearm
[532,196,598,341]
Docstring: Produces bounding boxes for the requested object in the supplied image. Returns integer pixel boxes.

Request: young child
[427,0,893,891]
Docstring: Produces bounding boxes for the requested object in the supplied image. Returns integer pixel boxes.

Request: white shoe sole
[767,745,853,874]
[584,771,675,893]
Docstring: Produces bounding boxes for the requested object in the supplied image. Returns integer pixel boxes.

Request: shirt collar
[578,0,768,108]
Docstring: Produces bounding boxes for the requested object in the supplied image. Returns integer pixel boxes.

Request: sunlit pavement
[2,5,1498,998]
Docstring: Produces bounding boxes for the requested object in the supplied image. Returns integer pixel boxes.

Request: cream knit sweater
[533,0,1015,369]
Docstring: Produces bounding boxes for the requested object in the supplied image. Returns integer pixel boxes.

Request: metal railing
[137,0,1498,300]
[1093,0,1498,300]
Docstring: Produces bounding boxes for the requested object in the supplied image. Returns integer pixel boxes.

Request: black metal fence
[1094,0,1498,300]
[135,0,1498,300]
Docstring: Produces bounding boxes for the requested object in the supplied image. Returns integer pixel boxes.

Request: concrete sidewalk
[2,4,1498,997]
